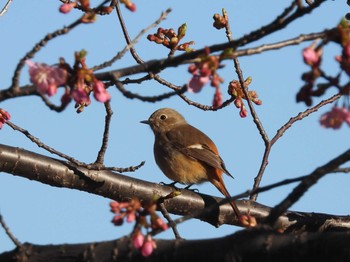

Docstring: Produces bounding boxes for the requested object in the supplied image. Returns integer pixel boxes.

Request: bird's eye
[160,114,167,120]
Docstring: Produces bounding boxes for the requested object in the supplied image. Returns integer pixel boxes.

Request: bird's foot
[184,184,199,193]
[159,181,182,190]
[159,182,199,192]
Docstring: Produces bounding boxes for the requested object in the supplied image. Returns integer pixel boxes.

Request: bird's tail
[210,177,241,218]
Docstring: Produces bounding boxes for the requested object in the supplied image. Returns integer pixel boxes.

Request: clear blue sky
[0,0,349,253]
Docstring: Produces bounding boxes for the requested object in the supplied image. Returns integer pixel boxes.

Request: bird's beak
[140,120,150,125]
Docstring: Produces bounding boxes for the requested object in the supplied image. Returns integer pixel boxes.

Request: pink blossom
[336,44,350,76]
[126,2,136,12]
[320,106,350,129]
[93,80,111,102]
[26,60,67,96]
[110,201,121,213]
[126,211,136,223]
[187,75,210,93]
[71,88,90,105]
[0,109,10,129]
[59,3,76,14]
[153,217,168,231]
[212,87,223,108]
[132,232,145,249]
[239,106,248,118]
[141,236,156,257]
[302,44,322,68]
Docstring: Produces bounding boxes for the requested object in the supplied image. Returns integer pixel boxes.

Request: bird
[140,108,241,219]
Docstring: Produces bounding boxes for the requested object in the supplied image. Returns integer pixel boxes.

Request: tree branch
[2,229,350,262]
[1,143,350,232]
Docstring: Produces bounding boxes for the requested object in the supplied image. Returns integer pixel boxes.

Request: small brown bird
[141,108,241,218]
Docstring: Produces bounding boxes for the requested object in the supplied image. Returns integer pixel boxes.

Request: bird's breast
[153,139,209,184]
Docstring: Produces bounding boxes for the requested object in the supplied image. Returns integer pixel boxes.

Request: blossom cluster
[320,106,350,129]
[212,13,228,30]
[228,78,262,118]
[27,60,67,97]
[298,19,350,129]
[110,198,168,257]
[0,109,10,129]
[27,51,110,113]
[59,0,114,19]
[187,47,225,108]
[147,23,194,53]
[297,41,324,106]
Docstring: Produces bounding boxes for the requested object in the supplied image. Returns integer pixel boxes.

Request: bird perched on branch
[141,108,254,226]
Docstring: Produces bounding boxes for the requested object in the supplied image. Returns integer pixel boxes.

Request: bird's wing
[166,124,233,178]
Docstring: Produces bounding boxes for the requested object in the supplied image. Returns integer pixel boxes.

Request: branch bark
[1,143,350,232]
[1,229,350,262]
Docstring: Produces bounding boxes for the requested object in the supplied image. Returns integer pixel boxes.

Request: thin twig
[250,93,342,201]
[39,92,69,112]
[0,0,13,16]
[93,7,171,71]
[6,120,145,173]
[6,121,86,166]
[333,167,350,173]
[114,80,187,102]
[10,21,81,91]
[158,203,182,239]
[234,31,328,58]
[10,0,111,91]
[224,9,270,145]
[265,148,350,226]
[0,213,22,248]
[115,1,171,65]
[95,102,113,165]
[105,161,145,172]
[223,9,271,203]
[271,93,342,146]
[115,0,232,110]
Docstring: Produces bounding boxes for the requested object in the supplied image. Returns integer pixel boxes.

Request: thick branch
[1,143,350,232]
[1,230,350,262]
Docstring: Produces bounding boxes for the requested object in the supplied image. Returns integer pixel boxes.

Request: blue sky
[0,0,349,253]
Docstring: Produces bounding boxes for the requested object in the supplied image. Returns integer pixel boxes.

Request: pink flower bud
[234,97,242,108]
[141,236,155,257]
[126,211,136,223]
[132,231,144,249]
[0,109,10,129]
[153,217,168,231]
[212,87,223,108]
[199,66,211,77]
[126,2,136,12]
[302,42,322,68]
[59,3,76,14]
[188,64,197,74]
[109,201,121,213]
[93,80,111,103]
[239,107,248,118]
